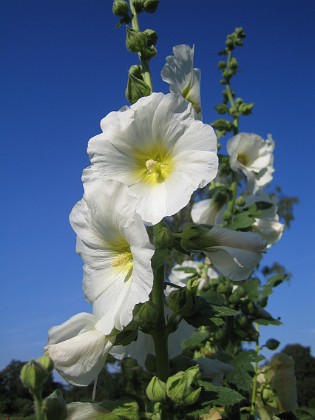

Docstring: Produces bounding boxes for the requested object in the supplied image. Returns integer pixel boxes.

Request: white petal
[67,402,109,419]
[207,226,266,252]
[191,199,218,224]
[48,313,96,345]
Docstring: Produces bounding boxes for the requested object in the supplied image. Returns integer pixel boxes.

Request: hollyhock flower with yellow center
[45,313,119,386]
[83,92,218,225]
[227,133,274,193]
[70,179,154,335]
[161,45,202,119]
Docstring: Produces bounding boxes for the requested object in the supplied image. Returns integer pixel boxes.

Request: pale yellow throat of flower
[237,153,249,166]
[112,249,133,280]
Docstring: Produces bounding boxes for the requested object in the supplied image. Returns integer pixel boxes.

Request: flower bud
[168,288,196,317]
[153,222,172,248]
[126,27,147,53]
[143,29,158,46]
[20,360,49,397]
[236,196,245,206]
[112,0,129,17]
[42,390,67,420]
[138,301,159,324]
[265,338,280,351]
[146,376,166,402]
[126,65,151,103]
[143,0,160,13]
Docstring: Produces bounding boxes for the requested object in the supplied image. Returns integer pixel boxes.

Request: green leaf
[243,278,260,301]
[209,317,225,326]
[225,351,259,391]
[201,290,226,306]
[226,212,255,230]
[261,273,287,298]
[100,398,139,419]
[212,306,239,316]
[198,379,245,406]
[182,331,209,351]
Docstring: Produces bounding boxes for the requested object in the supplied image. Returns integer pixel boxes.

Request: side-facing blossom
[45,313,117,386]
[227,133,274,193]
[161,45,202,119]
[70,179,154,335]
[181,225,266,281]
[244,192,284,247]
[83,93,218,225]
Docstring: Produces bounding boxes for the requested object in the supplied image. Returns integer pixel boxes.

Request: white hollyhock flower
[191,198,225,225]
[168,259,218,292]
[67,402,109,419]
[83,93,218,225]
[70,179,154,335]
[45,313,116,386]
[227,133,274,193]
[161,45,202,119]
[244,192,284,246]
[202,226,266,280]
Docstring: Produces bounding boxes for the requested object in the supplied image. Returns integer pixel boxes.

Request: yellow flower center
[237,153,248,166]
[132,145,174,185]
[112,251,133,268]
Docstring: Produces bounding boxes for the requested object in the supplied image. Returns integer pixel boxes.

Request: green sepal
[166,365,201,406]
[99,398,139,419]
[146,376,166,402]
[20,360,49,398]
[42,390,67,420]
[125,65,151,103]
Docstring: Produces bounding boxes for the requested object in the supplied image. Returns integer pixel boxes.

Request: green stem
[226,51,239,135]
[250,323,260,416]
[129,0,153,91]
[34,395,43,420]
[151,225,170,382]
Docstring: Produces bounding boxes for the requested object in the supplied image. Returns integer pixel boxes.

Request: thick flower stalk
[70,179,154,334]
[227,132,274,193]
[161,44,202,119]
[83,92,218,225]
[45,313,120,386]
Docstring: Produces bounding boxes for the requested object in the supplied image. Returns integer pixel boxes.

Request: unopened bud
[143,0,159,13]
[126,27,147,53]
[265,338,280,351]
[112,0,129,17]
[146,376,166,402]
[42,390,67,420]
[236,196,245,206]
[126,65,151,103]
[168,288,196,317]
[20,360,49,397]
[143,29,158,46]
[37,354,54,373]
[153,222,172,248]
[138,301,159,324]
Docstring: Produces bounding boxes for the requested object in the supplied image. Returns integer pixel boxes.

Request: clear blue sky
[1,0,315,370]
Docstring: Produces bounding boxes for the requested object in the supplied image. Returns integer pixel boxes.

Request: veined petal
[206,226,266,252]
[70,179,154,335]
[46,314,114,386]
[67,402,109,420]
[204,246,261,281]
[83,93,217,225]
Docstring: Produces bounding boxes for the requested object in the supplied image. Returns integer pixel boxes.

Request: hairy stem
[250,323,260,416]
[129,0,153,91]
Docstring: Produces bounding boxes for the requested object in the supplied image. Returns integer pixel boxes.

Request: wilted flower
[181,224,266,281]
[45,313,117,386]
[161,45,202,119]
[227,133,274,193]
[70,179,154,334]
[83,93,217,225]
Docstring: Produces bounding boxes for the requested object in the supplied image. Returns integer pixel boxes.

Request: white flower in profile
[244,192,284,247]
[70,179,154,335]
[227,133,274,193]
[181,225,266,281]
[45,313,117,386]
[161,45,202,119]
[191,198,226,225]
[83,93,218,225]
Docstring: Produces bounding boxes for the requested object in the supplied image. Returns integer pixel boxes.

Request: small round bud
[143,0,160,13]
[20,360,49,397]
[143,29,158,46]
[126,27,147,53]
[235,196,245,206]
[223,210,232,222]
[218,61,226,70]
[146,376,166,402]
[112,0,129,17]
[153,223,172,248]
[265,338,280,351]
[37,354,54,373]
[138,301,159,324]
[225,37,234,49]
